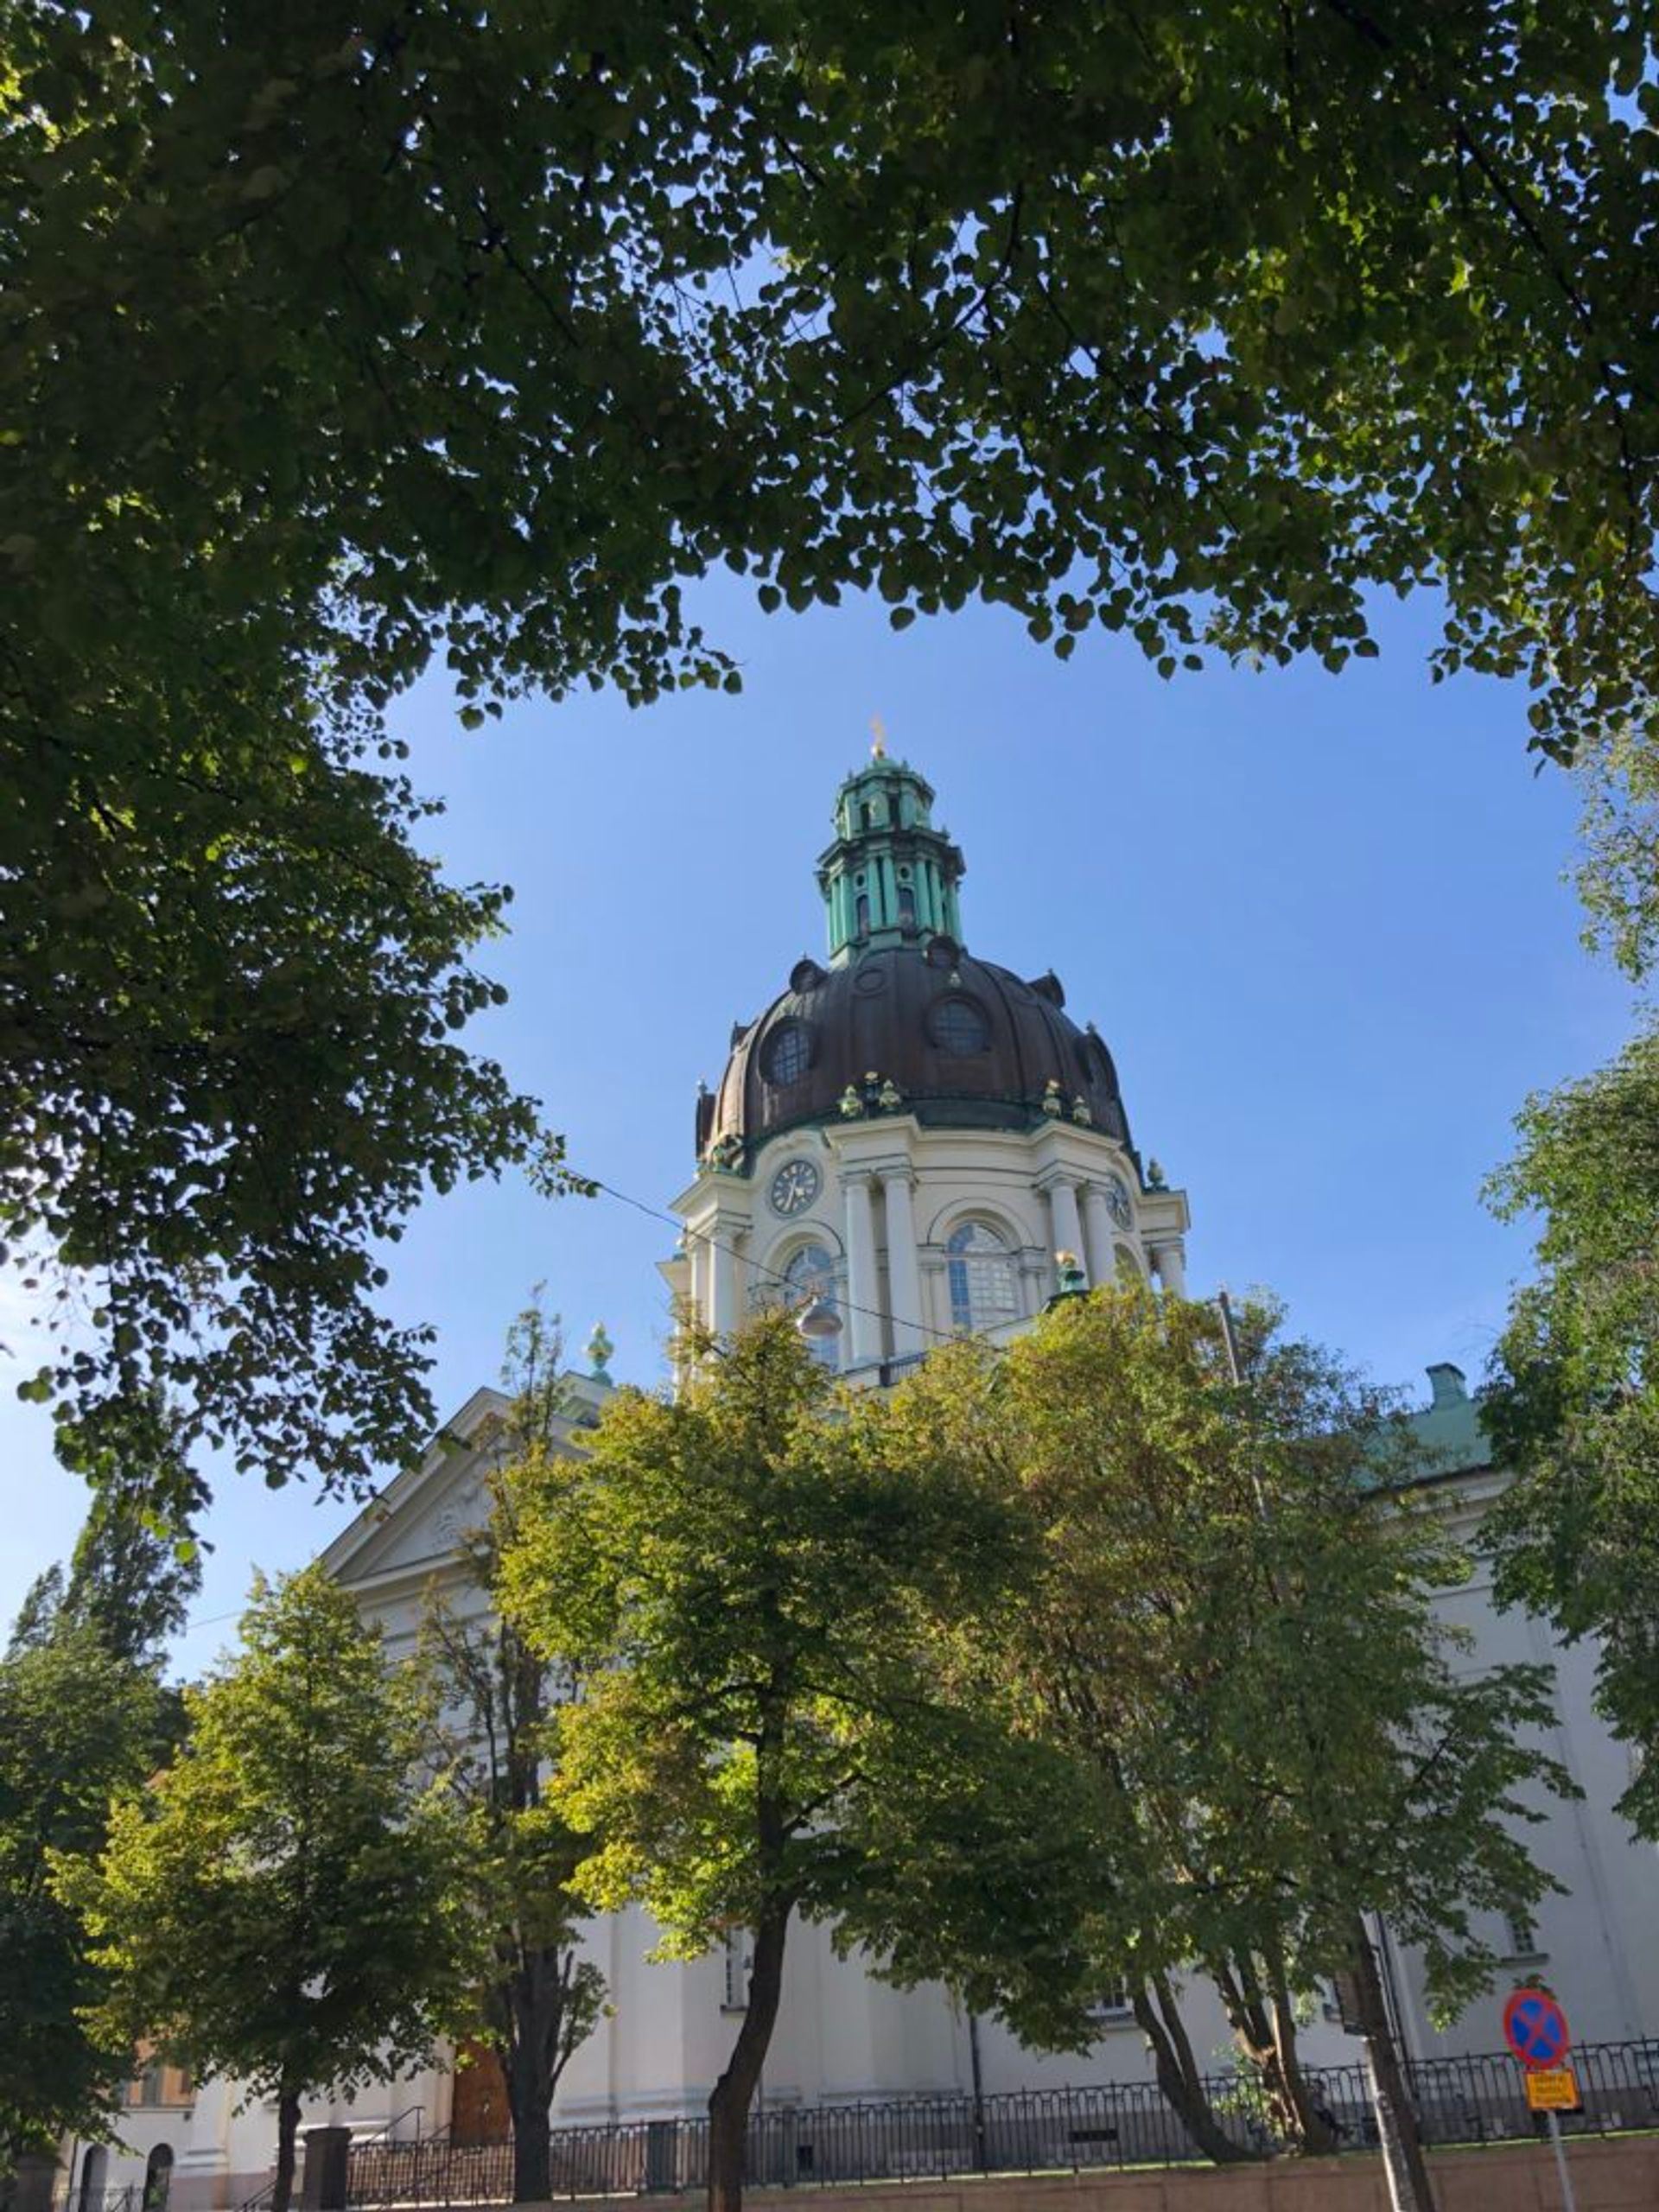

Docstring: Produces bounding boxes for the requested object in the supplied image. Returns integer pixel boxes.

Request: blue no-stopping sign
[1503,1987,1571,2069]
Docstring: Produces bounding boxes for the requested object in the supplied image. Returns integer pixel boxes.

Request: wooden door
[449,2041,511,2145]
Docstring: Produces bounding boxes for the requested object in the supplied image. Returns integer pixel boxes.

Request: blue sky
[1,578,1637,1674]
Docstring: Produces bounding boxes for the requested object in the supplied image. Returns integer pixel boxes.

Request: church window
[721,1927,750,2011]
[1500,1910,1543,1959]
[930,997,989,1054]
[143,2148,173,2212]
[762,1020,811,1087]
[896,883,917,928]
[855,894,870,934]
[1089,1976,1134,2025]
[946,1222,1021,1332]
[782,1243,839,1368]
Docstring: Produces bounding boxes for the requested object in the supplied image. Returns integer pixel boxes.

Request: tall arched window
[143,2147,174,2212]
[79,2147,108,2212]
[946,1222,1021,1333]
[782,1243,839,1367]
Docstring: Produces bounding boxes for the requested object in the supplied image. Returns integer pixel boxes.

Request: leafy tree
[7,0,1659,1480]
[0,1618,167,2170]
[60,1567,479,2212]
[416,1301,606,2203]
[1483,1025,1659,1839]
[1,1454,200,2169]
[5,1411,200,1668]
[60,1478,202,1670]
[497,1315,1062,2212]
[879,1292,1573,2198]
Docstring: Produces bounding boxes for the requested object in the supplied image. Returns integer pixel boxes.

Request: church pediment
[319,1386,518,1592]
[321,1377,608,1595]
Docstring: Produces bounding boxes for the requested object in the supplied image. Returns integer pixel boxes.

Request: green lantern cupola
[816,739,966,966]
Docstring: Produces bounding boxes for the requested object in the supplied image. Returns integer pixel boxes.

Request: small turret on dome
[816,747,966,966]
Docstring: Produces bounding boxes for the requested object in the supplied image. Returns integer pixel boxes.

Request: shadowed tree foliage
[0,1620,166,2171]
[6,1,1659,1487]
[60,1568,479,2212]
[1482,1027,1659,1840]
[1,1452,200,2169]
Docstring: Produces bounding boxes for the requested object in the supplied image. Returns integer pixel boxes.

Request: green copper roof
[816,750,966,965]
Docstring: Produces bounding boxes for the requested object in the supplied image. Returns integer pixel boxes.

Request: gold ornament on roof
[869,715,887,759]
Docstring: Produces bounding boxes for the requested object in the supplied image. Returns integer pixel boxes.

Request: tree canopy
[1482,1027,1659,1840]
[498,1315,1076,2212]
[0,1619,167,2168]
[875,1290,1573,2187]
[6,0,1659,1491]
[61,1567,478,2212]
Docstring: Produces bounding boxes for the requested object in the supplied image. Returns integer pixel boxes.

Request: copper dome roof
[696,938,1132,1162]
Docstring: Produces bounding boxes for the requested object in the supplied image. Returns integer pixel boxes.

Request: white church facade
[71,751,1659,2209]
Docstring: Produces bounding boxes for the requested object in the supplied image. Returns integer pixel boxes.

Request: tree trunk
[500,1946,574,2203]
[706,1903,790,2212]
[1208,1948,1335,2157]
[1264,1965,1336,2155]
[271,2090,302,2212]
[506,2031,552,2205]
[1348,1916,1437,2212]
[1132,1975,1260,2164]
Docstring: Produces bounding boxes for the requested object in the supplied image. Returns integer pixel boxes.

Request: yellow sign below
[1526,2066,1580,2112]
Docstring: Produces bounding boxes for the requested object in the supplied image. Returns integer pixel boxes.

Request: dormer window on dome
[930,997,990,1055]
[762,1020,812,1087]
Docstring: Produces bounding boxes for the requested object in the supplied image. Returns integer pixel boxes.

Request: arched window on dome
[946,1221,1022,1334]
[930,996,990,1054]
[762,1020,811,1087]
[782,1243,840,1368]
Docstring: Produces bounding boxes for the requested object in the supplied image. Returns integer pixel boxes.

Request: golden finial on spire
[869,715,887,759]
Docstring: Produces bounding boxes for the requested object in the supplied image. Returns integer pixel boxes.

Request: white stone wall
[671,1114,1190,1372]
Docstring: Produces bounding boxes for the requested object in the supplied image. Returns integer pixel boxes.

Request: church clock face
[769,1158,821,1217]
[1104,1173,1134,1230]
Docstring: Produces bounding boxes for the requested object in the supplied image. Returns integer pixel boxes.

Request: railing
[343,2037,1659,2205]
[353,2110,428,2150]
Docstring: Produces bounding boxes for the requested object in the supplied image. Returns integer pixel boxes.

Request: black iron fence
[342,2039,1659,2206]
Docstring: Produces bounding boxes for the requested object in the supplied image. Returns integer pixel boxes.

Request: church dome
[695,750,1133,1165]
[702,942,1132,1157]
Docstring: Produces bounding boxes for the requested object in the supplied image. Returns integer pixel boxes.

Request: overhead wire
[162,1160,992,1645]
[580,1168,969,1349]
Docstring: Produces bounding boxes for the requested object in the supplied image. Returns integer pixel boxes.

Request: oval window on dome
[930,996,990,1055]
[762,1020,812,1087]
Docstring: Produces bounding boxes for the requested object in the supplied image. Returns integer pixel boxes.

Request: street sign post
[1502,1989,1577,2212]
